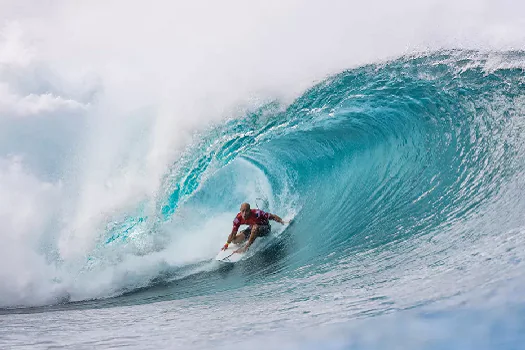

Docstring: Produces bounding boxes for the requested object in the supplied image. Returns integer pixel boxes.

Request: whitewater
[1,1,525,349]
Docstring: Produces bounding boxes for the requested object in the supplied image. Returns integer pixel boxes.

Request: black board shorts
[241,224,271,240]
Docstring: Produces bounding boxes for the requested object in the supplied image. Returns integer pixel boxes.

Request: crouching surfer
[221,202,288,254]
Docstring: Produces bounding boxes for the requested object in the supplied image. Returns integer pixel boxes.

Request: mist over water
[1,1,525,349]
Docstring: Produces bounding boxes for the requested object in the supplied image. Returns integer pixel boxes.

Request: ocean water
[1,2,525,349]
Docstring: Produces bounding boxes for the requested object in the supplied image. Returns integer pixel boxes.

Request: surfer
[221,202,287,254]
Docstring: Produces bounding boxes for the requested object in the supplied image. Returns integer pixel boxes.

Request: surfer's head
[240,202,251,219]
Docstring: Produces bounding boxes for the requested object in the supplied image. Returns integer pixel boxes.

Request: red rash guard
[232,209,270,233]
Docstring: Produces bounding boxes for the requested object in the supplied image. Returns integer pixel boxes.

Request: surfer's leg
[243,226,254,241]
[232,227,251,244]
[245,225,262,246]
[232,235,244,244]
[258,224,271,237]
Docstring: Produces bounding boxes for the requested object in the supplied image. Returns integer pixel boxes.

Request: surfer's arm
[227,228,238,244]
[224,223,240,247]
[269,213,286,224]
[222,229,237,250]
[225,217,242,245]
[245,229,257,249]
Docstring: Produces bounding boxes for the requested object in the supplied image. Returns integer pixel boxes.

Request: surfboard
[215,243,246,263]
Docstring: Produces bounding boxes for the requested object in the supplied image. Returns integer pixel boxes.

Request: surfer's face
[240,206,251,220]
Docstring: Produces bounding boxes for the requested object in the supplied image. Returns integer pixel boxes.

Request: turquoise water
[2,50,525,349]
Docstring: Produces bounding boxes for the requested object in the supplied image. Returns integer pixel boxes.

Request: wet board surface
[215,243,246,263]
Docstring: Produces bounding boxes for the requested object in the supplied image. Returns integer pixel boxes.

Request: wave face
[55,49,524,307]
[3,50,525,332]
